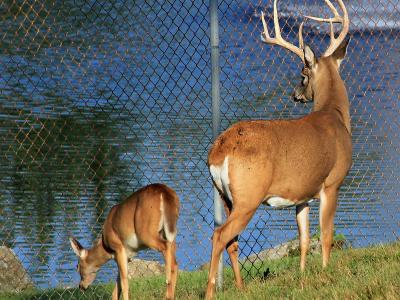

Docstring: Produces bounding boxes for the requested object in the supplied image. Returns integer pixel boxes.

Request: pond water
[0,0,399,289]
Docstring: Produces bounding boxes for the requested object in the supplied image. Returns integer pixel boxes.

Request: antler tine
[261,11,272,41]
[298,21,304,49]
[305,0,342,23]
[328,0,350,56]
[260,0,305,62]
[304,0,349,56]
[272,0,282,40]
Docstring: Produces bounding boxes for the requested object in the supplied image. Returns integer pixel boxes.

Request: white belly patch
[209,156,232,201]
[266,196,295,208]
[126,233,139,250]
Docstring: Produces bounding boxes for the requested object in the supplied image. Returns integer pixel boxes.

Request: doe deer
[70,183,180,300]
[205,0,352,298]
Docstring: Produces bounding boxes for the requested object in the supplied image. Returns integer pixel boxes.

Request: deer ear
[304,44,316,68]
[332,37,350,67]
[70,237,87,258]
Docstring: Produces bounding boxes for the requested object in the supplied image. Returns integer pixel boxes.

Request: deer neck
[87,238,113,268]
[313,64,351,134]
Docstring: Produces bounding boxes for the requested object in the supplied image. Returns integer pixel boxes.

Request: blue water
[0,0,399,289]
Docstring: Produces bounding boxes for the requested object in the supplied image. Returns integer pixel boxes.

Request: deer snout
[79,282,88,291]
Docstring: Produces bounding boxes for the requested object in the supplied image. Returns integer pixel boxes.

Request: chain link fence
[0,0,399,297]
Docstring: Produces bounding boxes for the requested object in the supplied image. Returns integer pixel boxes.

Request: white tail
[160,194,178,243]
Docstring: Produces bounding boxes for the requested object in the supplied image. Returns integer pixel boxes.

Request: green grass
[3,242,399,300]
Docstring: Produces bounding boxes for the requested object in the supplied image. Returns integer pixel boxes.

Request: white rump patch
[266,196,295,208]
[209,156,232,201]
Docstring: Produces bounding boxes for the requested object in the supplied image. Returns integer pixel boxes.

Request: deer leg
[319,186,338,268]
[111,273,121,300]
[162,241,174,300]
[115,249,129,300]
[296,202,310,271]
[170,240,178,299]
[205,206,257,300]
[222,200,243,289]
[142,237,173,299]
[226,237,242,288]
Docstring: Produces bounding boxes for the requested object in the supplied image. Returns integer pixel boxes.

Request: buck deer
[70,183,180,300]
[205,0,351,298]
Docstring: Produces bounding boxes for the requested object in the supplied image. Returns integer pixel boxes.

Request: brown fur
[70,183,180,300]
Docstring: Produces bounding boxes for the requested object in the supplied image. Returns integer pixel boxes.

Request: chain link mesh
[0,0,399,296]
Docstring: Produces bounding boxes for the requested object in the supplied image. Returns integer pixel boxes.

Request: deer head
[70,237,101,290]
[261,0,350,104]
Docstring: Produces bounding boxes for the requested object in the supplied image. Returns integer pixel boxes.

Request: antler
[260,0,305,63]
[305,0,349,57]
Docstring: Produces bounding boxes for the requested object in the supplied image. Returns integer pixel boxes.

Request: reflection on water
[0,0,399,289]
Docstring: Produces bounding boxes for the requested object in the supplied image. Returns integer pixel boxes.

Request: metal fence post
[210,0,224,289]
